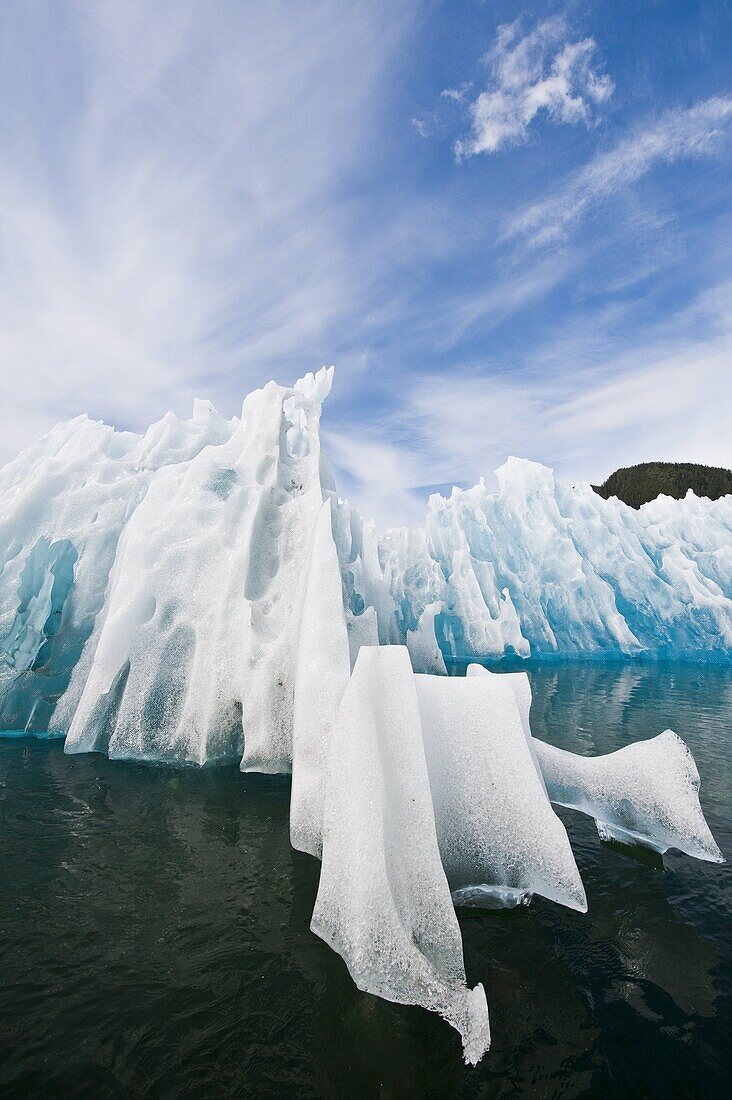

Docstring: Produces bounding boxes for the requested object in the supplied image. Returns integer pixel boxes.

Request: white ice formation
[414,672,587,912]
[58,371,339,768]
[0,370,726,1061]
[398,459,732,663]
[1,370,730,742]
[311,647,492,1064]
[535,731,723,860]
[311,646,720,1063]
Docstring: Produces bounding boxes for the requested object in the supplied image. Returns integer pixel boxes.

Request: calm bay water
[1,662,730,1099]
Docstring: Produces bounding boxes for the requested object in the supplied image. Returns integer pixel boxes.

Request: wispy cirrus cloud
[1,1,730,530]
[0,0,415,452]
[449,16,613,159]
[507,96,732,246]
[328,279,732,525]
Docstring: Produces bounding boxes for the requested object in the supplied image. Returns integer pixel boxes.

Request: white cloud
[324,430,429,528]
[453,16,613,159]
[411,117,431,137]
[330,280,732,526]
[0,0,414,454]
[508,96,732,245]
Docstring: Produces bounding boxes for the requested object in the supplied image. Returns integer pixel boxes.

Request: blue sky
[1,1,730,525]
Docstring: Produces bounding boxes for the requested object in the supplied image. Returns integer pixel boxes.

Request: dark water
[1,663,730,1099]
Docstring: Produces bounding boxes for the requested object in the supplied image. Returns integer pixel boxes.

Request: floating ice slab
[311,647,491,1065]
[466,663,547,794]
[535,732,724,862]
[465,664,723,862]
[466,664,722,864]
[415,673,586,912]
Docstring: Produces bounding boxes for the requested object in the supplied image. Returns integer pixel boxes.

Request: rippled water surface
[1,662,730,1099]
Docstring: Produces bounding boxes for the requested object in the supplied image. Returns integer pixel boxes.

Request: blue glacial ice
[0,369,729,747]
[374,457,732,665]
[0,405,232,733]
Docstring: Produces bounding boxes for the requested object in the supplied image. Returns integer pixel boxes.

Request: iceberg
[59,371,338,767]
[311,646,720,1061]
[0,369,726,1062]
[534,731,724,861]
[1,370,730,747]
[414,672,586,912]
[385,460,732,664]
[323,457,732,668]
[0,406,232,733]
[311,646,491,1065]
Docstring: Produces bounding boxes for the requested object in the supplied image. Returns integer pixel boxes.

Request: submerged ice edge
[0,728,66,740]
[532,729,725,865]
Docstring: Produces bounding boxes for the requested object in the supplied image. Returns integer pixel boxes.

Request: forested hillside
[593,462,732,509]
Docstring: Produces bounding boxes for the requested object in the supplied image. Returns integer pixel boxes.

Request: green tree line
[593,462,732,509]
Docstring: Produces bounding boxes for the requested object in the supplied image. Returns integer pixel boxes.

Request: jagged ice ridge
[1,369,729,741]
